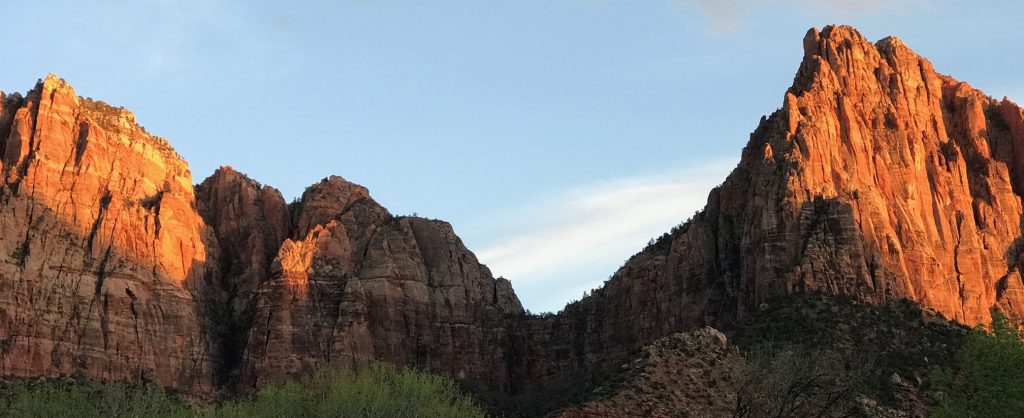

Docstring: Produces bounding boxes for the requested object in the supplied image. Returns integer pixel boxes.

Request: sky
[1,1,1022,312]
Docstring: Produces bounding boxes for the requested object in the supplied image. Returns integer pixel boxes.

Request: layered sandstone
[194,167,289,384]
[0,75,217,394]
[504,25,1024,396]
[0,75,527,396]
[0,24,1021,416]
[234,176,524,390]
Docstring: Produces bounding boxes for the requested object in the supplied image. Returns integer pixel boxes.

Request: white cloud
[474,159,734,290]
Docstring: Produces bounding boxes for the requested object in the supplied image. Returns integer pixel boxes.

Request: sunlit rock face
[0,24,1023,409]
[0,76,525,397]
[0,75,218,394]
[230,175,525,391]
[504,25,1024,393]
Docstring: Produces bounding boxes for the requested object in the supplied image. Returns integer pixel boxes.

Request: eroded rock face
[0,76,527,397]
[0,25,1022,415]
[0,75,527,395]
[0,75,217,394]
[195,167,289,384]
[505,25,1024,396]
[237,176,524,390]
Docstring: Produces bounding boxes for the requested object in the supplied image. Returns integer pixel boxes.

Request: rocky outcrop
[0,24,1021,417]
[236,176,524,390]
[0,75,218,395]
[503,24,1024,401]
[195,167,289,384]
[557,328,740,418]
[0,73,526,396]
[554,295,969,418]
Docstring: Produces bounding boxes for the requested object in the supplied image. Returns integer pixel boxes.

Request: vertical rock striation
[504,25,1024,393]
[0,25,1022,412]
[0,75,218,394]
[233,176,524,390]
[195,167,289,385]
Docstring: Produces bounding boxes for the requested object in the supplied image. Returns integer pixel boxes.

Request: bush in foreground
[0,363,485,418]
[214,363,484,418]
[931,310,1024,418]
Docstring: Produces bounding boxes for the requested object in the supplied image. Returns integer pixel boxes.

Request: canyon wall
[504,25,1024,390]
[0,76,218,394]
[0,25,1022,407]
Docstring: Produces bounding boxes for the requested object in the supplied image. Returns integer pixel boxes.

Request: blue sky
[2,1,1022,312]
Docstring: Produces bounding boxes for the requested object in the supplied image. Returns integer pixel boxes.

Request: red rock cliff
[0,76,525,395]
[0,75,218,394]
[505,25,1024,392]
[1,25,1022,409]
[228,175,524,390]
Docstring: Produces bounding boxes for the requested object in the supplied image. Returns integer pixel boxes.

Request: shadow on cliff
[0,189,224,400]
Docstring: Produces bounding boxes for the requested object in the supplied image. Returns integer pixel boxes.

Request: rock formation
[0,76,525,395]
[194,167,289,385]
[0,75,218,395]
[557,327,741,418]
[502,26,1024,396]
[230,175,524,390]
[0,23,1021,417]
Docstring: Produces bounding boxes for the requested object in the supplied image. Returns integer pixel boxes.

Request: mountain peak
[793,25,929,96]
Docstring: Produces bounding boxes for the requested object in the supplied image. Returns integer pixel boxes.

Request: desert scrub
[0,379,191,418]
[0,363,485,418]
[211,363,485,418]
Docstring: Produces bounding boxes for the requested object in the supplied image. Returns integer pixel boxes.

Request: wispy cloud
[471,159,734,312]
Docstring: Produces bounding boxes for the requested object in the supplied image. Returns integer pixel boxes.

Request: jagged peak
[792,25,931,96]
[8,74,183,164]
[290,174,385,238]
[875,35,906,50]
[39,73,74,94]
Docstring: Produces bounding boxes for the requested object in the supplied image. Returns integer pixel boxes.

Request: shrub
[0,380,191,418]
[733,345,870,417]
[211,364,484,418]
[931,310,1024,418]
[0,364,485,418]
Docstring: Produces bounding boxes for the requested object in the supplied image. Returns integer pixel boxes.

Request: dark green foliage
[0,379,191,418]
[212,363,485,418]
[0,364,485,418]
[931,310,1024,418]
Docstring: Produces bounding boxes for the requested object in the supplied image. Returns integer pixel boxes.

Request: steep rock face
[0,75,218,393]
[234,176,524,391]
[507,25,1024,393]
[0,25,1021,414]
[0,76,527,396]
[195,167,289,383]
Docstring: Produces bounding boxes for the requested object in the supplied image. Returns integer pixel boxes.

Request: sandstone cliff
[0,76,525,397]
[230,175,524,390]
[502,25,1024,398]
[0,24,1021,417]
[0,75,218,394]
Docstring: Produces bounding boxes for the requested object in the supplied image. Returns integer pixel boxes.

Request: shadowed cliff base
[484,294,968,417]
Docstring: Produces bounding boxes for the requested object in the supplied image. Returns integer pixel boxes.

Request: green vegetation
[0,380,191,418]
[932,310,1024,418]
[0,363,485,418]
